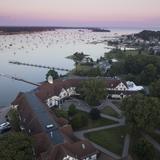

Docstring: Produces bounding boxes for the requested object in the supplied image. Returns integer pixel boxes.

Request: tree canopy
[77,79,107,106]
[135,30,160,41]
[75,65,102,77]
[68,104,77,117]
[121,94,160,133]
[89,108,101,120]
[108,54,160,85]
[8,108,20,131]
[133,138,155,160]
[46,69,59,81]
[70,112,88,130]
[149,79,160,98]
[68,52,89,63]
[0,132,34,160]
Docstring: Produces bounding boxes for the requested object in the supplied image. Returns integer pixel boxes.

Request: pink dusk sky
[0,0,160,28]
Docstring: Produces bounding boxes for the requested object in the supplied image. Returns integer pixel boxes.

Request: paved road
[122,134,130,160]
[96,99,122,115]
[62,97,126,159]
[74,123,124,159]
[74,123,124,139]
[155,129,160,135]
[62,98,125,123]
[143,133,160,152]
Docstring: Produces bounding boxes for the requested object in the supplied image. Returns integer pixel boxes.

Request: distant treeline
[90,28,110,32]
[135,30,160,41]
[0,26,110,34]
[107,53,160,85]
[0,26,55,34]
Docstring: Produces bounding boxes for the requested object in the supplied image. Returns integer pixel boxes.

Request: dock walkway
[9,61,70,72]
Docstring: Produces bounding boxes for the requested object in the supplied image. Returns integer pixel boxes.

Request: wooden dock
[9,61,70,72]
[0,73,40,87]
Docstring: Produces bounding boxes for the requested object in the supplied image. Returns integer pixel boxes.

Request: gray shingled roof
[25,92,64,144]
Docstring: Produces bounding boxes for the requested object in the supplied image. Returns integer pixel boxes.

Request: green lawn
[53,108,115,130]
[77,111,116,130]
[85,127,127,155]
[83,117,115,129]
[101,106,119,117]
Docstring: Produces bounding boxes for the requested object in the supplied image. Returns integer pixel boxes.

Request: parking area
[0,106,10,124]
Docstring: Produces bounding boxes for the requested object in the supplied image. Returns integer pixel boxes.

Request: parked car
[0,122,11,134]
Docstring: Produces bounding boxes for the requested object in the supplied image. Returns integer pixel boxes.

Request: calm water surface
[0,28,141,106]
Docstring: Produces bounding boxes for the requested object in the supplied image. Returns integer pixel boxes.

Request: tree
[68,104,77,117]
[133,138,155,160]
[8,108,20,131]
[46,69,59,81]
[77,79,107,106]
[0,132,34,160]
[140,64,157,85]
[68,52,89,72]
[149,79,160,98]
[107,53,160,85]
[54,109,68,119]
[89,108,101,120]
[70,112,88,130]
[70,52,89,63]
[121,94,160,133]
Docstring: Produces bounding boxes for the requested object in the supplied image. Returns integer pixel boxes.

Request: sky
[0,0,160,28]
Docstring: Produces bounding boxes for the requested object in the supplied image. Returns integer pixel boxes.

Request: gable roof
[11,92,24,105]
[36,79,81,101]
[44,139,99,160]
[106,79,128,89]
[60,125,80,143]
[24,92,64,145]
[12,89,99,160]
[62,140,99,159]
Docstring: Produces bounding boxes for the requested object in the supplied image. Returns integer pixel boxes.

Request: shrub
[70,112,88,130]
[89,108,101,120]
[68,104,77,117]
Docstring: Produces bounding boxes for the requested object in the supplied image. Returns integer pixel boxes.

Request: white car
[46,124,54,129]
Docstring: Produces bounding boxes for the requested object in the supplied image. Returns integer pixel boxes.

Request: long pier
[9,61,70,72]
[0,73,40,87]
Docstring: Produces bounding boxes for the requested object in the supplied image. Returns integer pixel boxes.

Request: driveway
[62,98,125,123]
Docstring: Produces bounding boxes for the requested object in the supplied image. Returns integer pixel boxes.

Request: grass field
[85,126,127,155]
[77,111,116,130]
[101,106,119,117]
[53,108,115,130]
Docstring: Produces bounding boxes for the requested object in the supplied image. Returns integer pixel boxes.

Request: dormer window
[50,131,53,137]
[82,144,86,149]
